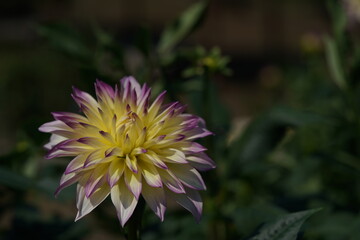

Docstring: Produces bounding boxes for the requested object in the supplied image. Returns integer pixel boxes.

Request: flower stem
[126,197,145,240]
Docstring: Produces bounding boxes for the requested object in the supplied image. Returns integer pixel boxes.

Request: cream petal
[111,180,138,227]
[168,164,206,190]
[142,183,166,221]
[64,153,88,174]
[75,183,110,221]
[39,120,70,133]
[165,187,202,222]
[44,134,67,150]
[157,148,188,164]
[54,172,81,197]
[140,161,162,187]
[84,164,107,197]
[158,168,185,194]
[124,168,142,199]
[107,159,125,187]
[187,152,216,171]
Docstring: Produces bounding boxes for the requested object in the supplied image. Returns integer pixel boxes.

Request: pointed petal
[140,161,162,187]
[147,90,167,121]
[107,159,125,187]
[165,188,202,222]
[54,172,81,197]
[158,168,185,193]
[124,168,142,199]
[158,148,187,164]
[39,120,70,133]
[187,152,216,171]
[75,183,110,221]
[120,76,141,101]
[142,183,166,221]
[183,142,207,154]
[84,164,107,198]
[72,87,99,111]
[64,153,88,174]
[140,151,168,169]
[51,111,88,123]
[125,154,138,173]
[44,134,67,150]
[168,164,206,190]
[185,127,213,140]
[111,180,138,227]
[95,79,115,99]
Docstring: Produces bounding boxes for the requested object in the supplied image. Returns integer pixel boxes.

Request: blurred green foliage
[2,0,360,239]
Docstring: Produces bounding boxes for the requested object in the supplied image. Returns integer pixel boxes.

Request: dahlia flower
[39,77,215,226]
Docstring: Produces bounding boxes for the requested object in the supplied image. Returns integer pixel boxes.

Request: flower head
[39,77,215,226]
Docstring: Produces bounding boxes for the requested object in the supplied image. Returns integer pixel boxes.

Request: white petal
[165,187,202,222]
[75,182,110,221]
[44,134,67,150]
[168,164,206,190]
[111,180,138,227]
[124,168,142,199]
[187,152,216,171]
[140,161,162,187]
[142,183,166,221]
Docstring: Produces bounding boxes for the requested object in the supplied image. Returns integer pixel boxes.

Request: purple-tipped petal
[44,134,67,150]
[120,76,141,101]
[84,165,107,198]
[95,79,115,99]
[64,153,88,174]
[140,161,163,188]
[39,120,70,133]
[183,142,207,153]
[124,168,142,199]
[187,152,216,171]
[165,188,202,222]
[75,182,110,221]
[55,172,81,197]
[185,127,214,140]
[111,180,138,227]
[158,168,185,194]
[142,183,166,221]
[168,164,206,190]
[107,160,125,187]
[72,87,99,110]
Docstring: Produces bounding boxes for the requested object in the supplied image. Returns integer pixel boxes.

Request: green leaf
[251,208,321,240]
[157,1,208,54]
[324,36,347,90]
